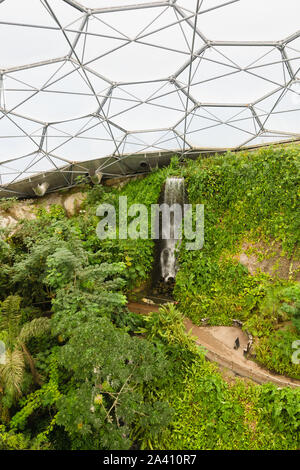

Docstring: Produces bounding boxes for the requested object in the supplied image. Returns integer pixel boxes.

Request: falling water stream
[159,177,185,283]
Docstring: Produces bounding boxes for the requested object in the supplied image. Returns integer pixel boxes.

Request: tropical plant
[0,146,299,450]
[0,296,50,403]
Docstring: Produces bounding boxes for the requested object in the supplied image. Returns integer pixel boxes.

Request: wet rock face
[104,174,146,188]
[236,241,300,282]
[160,248,177,283]
[153,277,175,298]
[63,193,86,217]
[34,191,86,217]
[0,190,86,232]
[0,214,18,229]
[0,200,36,230]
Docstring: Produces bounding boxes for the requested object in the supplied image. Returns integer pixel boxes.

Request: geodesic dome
[0,0,300,197]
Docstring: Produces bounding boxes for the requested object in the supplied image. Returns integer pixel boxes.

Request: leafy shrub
[254,328,300,379]
[0,146,299,450]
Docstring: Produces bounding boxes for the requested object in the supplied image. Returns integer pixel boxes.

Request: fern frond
[18,317,51,344]
[0,349,25,397]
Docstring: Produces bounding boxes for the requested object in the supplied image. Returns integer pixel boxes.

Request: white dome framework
[0,0,299,197]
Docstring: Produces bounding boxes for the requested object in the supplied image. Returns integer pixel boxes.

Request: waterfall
[160,177,184,283]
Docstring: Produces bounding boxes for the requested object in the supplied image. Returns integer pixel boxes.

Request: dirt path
[127,302,300,389]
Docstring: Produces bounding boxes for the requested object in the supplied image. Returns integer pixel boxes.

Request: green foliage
[152,364,248,450]
[76,159,183,290]
[175,146,299,323]
[10,354,61,433]
[55,317,172,450]
[0,190,174,449]
[242,285,300,379]
[8,354,61,449]
[142,303,199,352]
[0,295,51,403]
[279,284,300,332]
[0,197,18,212]
[0,296,22,347]
[170,146,300,375]
[45,247,81,289]
[254,328,300,379]
[50,262,127,338]
[0,425,30,450]
[258,384,300,435]
[243,285,290,338]
[141,306,300,450]
[0,147,299,450]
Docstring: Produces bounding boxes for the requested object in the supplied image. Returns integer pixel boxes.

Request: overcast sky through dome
[0,0,299,187]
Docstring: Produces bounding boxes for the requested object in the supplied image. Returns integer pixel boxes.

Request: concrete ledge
[198,342,300,389]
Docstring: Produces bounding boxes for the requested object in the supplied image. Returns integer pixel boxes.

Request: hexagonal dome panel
[0,0,299,196]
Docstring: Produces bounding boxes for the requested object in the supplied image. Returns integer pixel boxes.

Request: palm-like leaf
[0,349,25,397]
[0,301,51,399]
[18,317,51,344]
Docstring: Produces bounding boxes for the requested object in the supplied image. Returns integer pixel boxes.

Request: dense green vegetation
[0,145,299,450]
[177,147,300,379]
